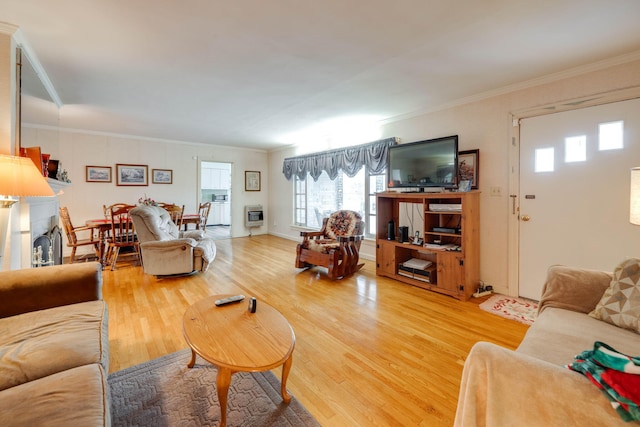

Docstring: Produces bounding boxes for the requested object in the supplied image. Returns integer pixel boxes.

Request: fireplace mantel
[18,178,71,269]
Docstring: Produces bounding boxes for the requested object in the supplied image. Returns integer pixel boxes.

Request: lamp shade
[0,154,55,198]
[631,167,640,225]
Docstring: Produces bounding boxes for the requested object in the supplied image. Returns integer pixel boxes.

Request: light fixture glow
[279,115,382,154]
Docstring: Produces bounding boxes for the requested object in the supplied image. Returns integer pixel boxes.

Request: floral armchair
[295,210,365,279]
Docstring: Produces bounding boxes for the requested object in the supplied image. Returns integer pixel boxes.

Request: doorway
[515,96,640,300]
[200,161,232,239]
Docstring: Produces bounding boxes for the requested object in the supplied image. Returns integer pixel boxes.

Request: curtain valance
[282,137,398,181]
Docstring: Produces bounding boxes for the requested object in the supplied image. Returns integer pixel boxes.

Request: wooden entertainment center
[375,191,480,300]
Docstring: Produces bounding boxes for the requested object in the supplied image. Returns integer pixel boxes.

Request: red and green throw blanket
[568,341,640,422]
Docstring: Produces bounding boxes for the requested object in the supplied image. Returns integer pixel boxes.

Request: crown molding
[382,50,640,125]
[13,28,63,108]
[0,22,18,35]
[22,122,269,153]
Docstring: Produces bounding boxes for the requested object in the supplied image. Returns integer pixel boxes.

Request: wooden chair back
[59,206,99,263]
[103,203,128,220]
[59,206,78,245]
[198,202,211,229]
[109,204,139,270]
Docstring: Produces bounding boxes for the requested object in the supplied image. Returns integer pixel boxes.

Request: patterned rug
[108,349,320,427]
[479,294,539,325]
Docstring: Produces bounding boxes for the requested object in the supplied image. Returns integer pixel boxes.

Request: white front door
[518,97,640,300]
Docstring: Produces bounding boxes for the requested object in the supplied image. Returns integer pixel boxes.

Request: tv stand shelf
[375,191,480,300]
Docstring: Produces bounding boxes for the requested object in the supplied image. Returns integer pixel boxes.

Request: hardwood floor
[103,235,529,426]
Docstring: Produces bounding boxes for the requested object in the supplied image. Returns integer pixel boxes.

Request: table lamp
[0,154,55,268]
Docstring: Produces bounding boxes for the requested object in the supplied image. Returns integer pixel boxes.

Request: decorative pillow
[325,210,361,240]
[589,258,640,333]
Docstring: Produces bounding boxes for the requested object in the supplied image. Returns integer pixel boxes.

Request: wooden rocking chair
[295,210,365,279]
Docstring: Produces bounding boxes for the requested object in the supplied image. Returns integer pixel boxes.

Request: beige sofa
[130,205,217,276]
[455,265,640,426]
[0,262,110,426]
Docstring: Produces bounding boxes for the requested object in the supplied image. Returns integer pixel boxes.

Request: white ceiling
[4,0,640,150]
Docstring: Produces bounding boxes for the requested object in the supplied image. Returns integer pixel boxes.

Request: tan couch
[455,265,640,426]
[130,205,217,276]
[0,262,110,426]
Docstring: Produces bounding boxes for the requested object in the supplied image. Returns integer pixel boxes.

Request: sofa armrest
[140,239,197,250]
[538,265,612,314]
[454,342,626,427]
[0,262,102,318]
[180,230,205,240]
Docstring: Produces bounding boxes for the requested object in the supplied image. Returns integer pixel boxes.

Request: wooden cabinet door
[437,253,464,295]
[376,241,395,276]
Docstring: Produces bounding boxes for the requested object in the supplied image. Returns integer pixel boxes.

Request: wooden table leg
[280,353,293,403]
[97,227,107,268]
[187,349,197,368]
[216,367,232,427]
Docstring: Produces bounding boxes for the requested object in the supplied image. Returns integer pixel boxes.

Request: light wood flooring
[103,234,529,426]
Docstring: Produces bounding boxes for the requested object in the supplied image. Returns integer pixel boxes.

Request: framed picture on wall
[245,171,261,191]
[152,169,172,184]
[86,165,112,183]
[116,164,148,186]
[458,149,479,189]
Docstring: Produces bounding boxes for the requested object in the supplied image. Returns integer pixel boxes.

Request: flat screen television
[387,135,459,190]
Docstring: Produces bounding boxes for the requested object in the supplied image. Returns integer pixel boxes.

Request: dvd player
[432,227,460,234]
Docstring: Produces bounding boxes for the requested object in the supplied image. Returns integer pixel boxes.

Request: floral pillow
[589,258,640,333]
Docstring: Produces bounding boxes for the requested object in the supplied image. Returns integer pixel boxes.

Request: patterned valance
[282,137,398,181]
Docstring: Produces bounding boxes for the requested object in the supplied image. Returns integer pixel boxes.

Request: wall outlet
[490,186,502,197]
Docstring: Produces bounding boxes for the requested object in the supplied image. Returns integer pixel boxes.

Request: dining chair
[103,203,128,220]
[102,203,128,259]
[108,204,140,270]
[59,206,100,263]
[198,202,211,229]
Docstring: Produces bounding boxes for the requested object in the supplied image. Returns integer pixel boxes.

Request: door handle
[521,214,531,222]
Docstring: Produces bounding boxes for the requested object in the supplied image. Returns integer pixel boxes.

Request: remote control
[214,295,245,306]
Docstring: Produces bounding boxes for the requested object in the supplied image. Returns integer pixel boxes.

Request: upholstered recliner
[130,205,216,275]
[295,210,364,279]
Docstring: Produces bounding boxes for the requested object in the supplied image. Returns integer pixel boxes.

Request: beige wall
[268,58,640,295]
[22,127,269,259]
[0,27,17,154]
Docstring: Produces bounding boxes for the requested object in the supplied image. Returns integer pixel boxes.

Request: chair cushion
[325,210,362,240]
[304,238,341,253]
[0,363,110,426]
[0,300,108,391]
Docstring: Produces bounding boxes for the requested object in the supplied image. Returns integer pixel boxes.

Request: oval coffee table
[183,295,295,427]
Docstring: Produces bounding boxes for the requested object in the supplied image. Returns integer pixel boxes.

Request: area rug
[479,294,539,325]
[108,349,320,427]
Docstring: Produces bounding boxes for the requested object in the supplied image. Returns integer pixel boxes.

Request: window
[294,168,385,238]
[599,121,623,150]
[535,147,554,172]
[565,135,586,163]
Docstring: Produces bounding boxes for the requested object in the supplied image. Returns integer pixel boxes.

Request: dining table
[181,213,202,230]
[84,218,113,268]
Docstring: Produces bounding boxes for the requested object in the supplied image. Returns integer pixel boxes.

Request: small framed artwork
[152,169,173,184]
[458,180,472,192]
[458,149,479,189]
[116,164,148,186]
[245,171,261,191]
[48,159,60,180]
[86,165,112,183]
